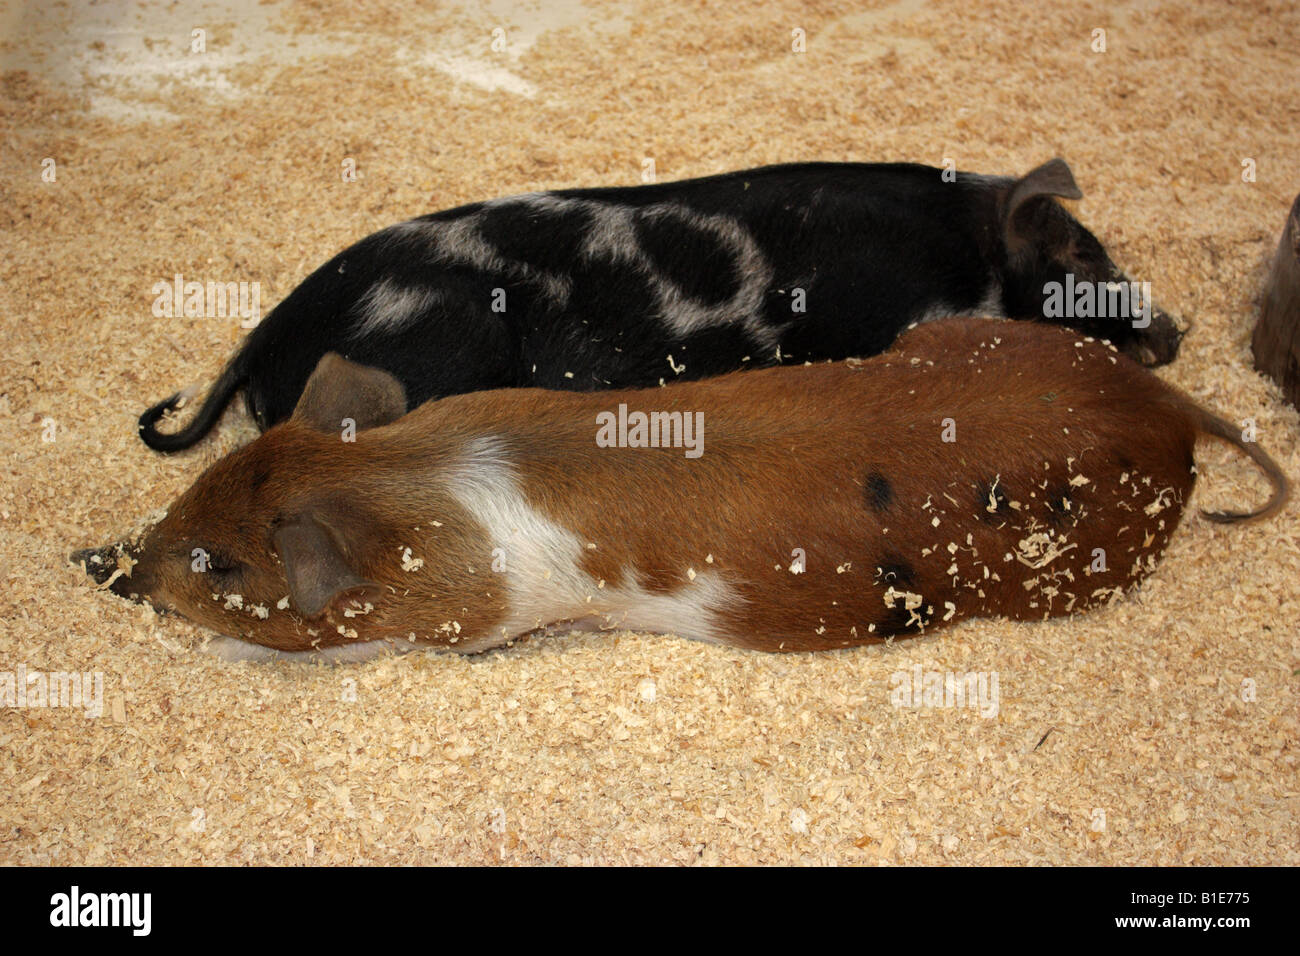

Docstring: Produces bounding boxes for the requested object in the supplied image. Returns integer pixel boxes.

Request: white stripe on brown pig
[81,318,1284,662]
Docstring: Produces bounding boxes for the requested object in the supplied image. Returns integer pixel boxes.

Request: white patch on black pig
[353,279,446,336]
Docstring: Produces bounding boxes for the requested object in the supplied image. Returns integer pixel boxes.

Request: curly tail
[1193,406,1289,523]
[138,352,248,451]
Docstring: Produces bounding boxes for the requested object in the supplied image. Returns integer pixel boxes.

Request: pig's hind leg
[345,287,522,409]
[246,283,523,425]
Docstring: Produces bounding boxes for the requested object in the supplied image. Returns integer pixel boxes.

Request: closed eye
[187,546,240,575]
[207,551,240,574]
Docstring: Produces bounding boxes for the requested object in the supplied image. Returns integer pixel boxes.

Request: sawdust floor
[1,0,1297,865]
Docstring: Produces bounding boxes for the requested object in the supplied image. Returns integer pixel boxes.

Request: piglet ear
[292,353,408,433]
[273,514,379,619]
[1002,158,1083,251]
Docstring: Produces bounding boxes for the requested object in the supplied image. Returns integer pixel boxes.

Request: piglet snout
[1132,306,1187,366]
[70,545,135,589]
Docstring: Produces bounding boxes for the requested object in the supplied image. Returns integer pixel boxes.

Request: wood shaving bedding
[0,0,1296,865]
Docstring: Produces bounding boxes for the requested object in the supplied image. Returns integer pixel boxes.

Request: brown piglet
[74,318,1287,662]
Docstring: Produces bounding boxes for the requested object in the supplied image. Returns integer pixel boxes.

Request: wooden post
[1252,193,1300,410]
